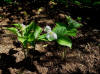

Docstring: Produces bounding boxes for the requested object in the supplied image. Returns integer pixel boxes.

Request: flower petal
[46,31,57,41]
[44,25,51,32]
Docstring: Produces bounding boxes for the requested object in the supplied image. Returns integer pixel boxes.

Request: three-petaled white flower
[44,26,57,41]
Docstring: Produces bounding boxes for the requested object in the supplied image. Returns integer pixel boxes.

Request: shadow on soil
[0,49,39,74]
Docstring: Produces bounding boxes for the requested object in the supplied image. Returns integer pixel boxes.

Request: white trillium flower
[44,25,51,32]
[44,26,57,41]
[46,31,57,41]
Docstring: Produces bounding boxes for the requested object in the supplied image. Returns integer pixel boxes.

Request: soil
[0,1,100,74]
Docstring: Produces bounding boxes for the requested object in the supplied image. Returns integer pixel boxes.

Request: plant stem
[62,48,67,60]
[23,45,28,58]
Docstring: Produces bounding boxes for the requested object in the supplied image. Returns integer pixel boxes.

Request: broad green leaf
[12,24,21,28]
[66,29,77,37]
[24,22,35,35]
[57,36,72,48]
[18,36,26,43]
[72,21,82,28]
[38,34,48,41]
[53,22,68,38]
[7,27,21,36]
[53,22,77,37]
[7,27,18,34]
[68,19,81,28]
[66,15,82,28]
[34,26,42,39]
[27,33,35,42]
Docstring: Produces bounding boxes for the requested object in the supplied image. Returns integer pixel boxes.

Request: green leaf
[53,22,67,38]
[38,34,48,41]
[27,33,35,42]
[68,20,81,28]
[18,36,26,43]
[7,27,18,34]
[18,36,29,48]
[74,1,81,5]
[66,29,77,37]
[12,24,21,27]
[34,25,42,39]
[7,27,21,36]
[57,36,72,48]
[56,22,66,27]
[24,22,35,35]
[66,15,82,29]
[73,21,82,28]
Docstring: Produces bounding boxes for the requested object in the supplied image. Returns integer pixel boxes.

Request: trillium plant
[7,22,43,57]
[7,15,82,58]
[44,16,82,48]
[44,15,82,59]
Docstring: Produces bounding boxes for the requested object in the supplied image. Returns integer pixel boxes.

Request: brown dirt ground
[0,2,100,74]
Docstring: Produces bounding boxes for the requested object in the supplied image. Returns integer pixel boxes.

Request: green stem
[23,45,28,58]
[62,48,67,60]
